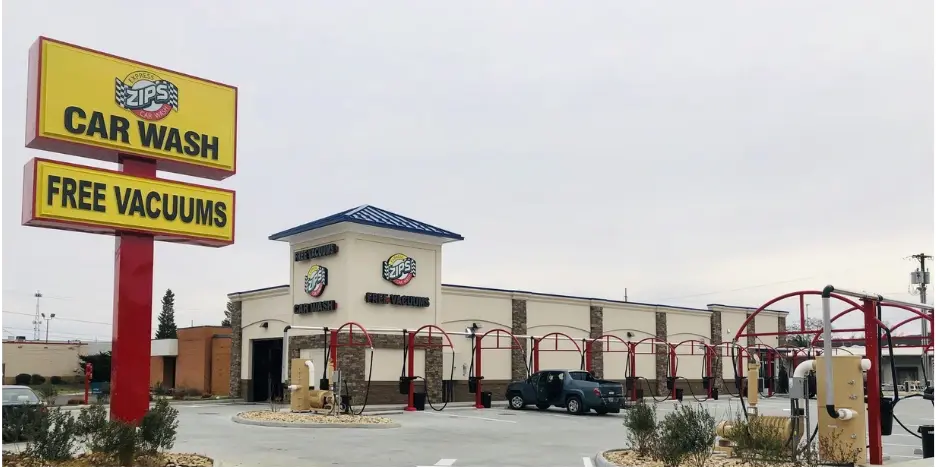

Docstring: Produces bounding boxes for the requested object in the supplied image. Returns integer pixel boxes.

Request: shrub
[36,381,59,406]
[671,404,716,466]
[2,405,43,443]
[75,401,179,465]
[24,408,76,461]
[185,387,202,398]
[623,400,657,457]
[14,373,32,385]
[50,376,64,385]
[648,403,710,466]
[818,428,861,466]
[139,398,179,454]
[725,414,792,466]
[30,374,46,385]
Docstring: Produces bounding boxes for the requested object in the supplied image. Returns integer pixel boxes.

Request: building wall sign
[294,243,338,262]
[294,300,338,314]
[382,253,416,286]
[303,265,328,298]
[364,292,430,308]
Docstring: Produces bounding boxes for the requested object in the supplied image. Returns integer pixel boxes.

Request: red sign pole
[109,155,156,424]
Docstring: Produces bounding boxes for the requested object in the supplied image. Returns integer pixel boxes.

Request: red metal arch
[627,338,675,399]
[584,334,631,376]
[328,321,376,373]
[532,332,582,373]
[473,328,526,409]
[405,324,456,411]
[670,339,716,399]
[810,305,934,347]
[733,290,864,342]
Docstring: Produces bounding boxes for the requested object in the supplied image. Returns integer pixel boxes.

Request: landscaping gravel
[237,411,393,425]
[602,450,796,467]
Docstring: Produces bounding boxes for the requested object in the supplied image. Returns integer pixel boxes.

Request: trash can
[880,397,894,436]
[481,391,492,408]
[635,389,644,400]
[710,388,719,400]
[413,392,426,411]
[919,425,934,458]
[675,389,684,402]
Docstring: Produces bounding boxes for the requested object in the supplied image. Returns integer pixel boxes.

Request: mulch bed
[1,452,213,467]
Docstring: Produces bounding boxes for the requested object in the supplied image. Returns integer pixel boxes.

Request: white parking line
[417,459,456,469]
[418,412,516,423]
[582,456,594,467]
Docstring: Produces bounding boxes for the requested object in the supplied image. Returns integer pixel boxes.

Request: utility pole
[909,253,932,384]
[32,291,43,341]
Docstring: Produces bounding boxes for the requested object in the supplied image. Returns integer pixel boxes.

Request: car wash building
[227,205,788,405]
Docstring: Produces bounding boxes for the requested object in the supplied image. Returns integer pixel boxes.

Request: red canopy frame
[531,332,582,373]
[628,337,675,399]
[583,334,630,378]
[671,339,716,399]
[405,325,455,412]
[328,321,374,369]
[728,289,936,465]
[473,328,525,409]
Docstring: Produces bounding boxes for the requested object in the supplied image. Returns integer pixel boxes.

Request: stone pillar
[589,306,603,377]
[778,316,787,346]
[655,310,668,396]
[710,310,722,378]
[228,300,242,398]
[511,299,528,381]
[746,313,756,347]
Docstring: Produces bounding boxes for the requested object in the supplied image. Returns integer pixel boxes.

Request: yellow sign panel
[26,37,237,180]
[22,158,235,247]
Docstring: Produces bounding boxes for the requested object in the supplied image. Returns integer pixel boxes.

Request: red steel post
[532,338,540,373]
[669,344,677,400]
[474,335,483,409]
[109,156,155,424]
[863,298,883,465]
[329,329,339,373]
[406,331,416,411]
[629,343,637,401]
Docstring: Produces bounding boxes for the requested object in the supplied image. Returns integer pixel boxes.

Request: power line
[2,326,108,341]
[2,310,112,326]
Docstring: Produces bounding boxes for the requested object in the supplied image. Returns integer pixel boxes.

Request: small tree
[78,352,111,382]
[221,301,235,328]
[785,317,823,348]
[155,289,178,339]
[623,400,658,457]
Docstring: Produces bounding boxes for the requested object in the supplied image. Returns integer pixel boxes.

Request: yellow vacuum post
[815,355,867,466]
[290,358,311,412]
[747,362,759,409]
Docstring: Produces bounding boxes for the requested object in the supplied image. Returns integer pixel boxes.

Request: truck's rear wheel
[565,396,583,414]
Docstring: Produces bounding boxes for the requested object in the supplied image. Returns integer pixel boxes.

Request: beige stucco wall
[667,311,711,379]
[3,341,85,381]
[290,235,351,330]
[239,289,291,380]
[603,303,657,379]
[438,286,513,381]
[527,298,590,371]
[347,235,442,330]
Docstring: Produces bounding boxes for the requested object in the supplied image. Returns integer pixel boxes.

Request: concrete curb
[231,414,401,429]
[593,449,624,467]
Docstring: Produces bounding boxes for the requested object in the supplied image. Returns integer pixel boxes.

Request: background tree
[222,301,235,327]
[78,351,111,382]
[784,317,823,348]
[155,289,178,339]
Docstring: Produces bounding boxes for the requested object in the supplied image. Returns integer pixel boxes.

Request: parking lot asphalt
[164,395,933,467]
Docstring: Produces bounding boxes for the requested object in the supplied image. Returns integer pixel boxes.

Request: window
[568,371,595,382]
[2,388,40,405]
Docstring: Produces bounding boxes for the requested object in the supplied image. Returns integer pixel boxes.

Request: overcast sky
[2,1,933,343]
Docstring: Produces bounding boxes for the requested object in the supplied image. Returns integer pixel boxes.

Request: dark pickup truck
[505,369,625,414]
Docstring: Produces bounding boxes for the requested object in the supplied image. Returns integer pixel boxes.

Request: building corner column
[228,300,242,399]
[710,310,722,379]
[654,310,668,396]
[511,299,528,381]
[589,305,603,377]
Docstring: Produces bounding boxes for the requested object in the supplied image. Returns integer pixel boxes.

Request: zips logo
[115,70,179,121]
[382,253,416,286]
[304,265,328,298]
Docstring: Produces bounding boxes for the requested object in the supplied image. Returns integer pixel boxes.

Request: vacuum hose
[342,347,374,415]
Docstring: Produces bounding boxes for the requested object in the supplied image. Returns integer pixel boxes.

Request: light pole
[41,313,55,343]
